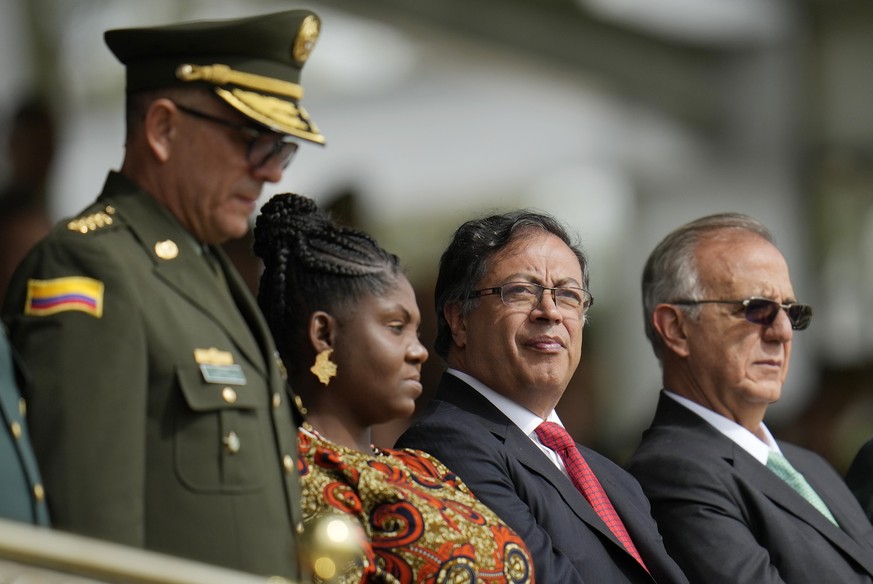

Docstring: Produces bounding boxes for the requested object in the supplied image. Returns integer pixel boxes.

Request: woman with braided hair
[253,193,535,584]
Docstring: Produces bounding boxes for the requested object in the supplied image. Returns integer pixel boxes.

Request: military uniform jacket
[0,325,49,525]
[2,172,302,578]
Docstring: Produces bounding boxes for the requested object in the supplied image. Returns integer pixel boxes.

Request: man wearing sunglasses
[1,10,326,579]
[627,212,873,583]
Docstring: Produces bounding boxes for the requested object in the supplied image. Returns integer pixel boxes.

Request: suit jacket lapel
[657,395,873,576]
[738,448,873,574]
[435,373,628,551]
[656,398,824,529]
[735,451,833,529]
[589,451,663,566]
[779,446,873,574]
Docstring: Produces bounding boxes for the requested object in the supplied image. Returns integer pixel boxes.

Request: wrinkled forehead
[695,232,793,297]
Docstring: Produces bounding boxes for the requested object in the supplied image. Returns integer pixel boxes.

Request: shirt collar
[446,368,562,435]
[663,390,779,465]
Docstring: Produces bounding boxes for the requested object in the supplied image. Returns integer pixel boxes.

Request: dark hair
[253,193,402,376]
[433,209,589,359]
[641,212,774,359]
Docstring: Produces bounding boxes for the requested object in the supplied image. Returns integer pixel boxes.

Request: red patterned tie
[535,421,649,572]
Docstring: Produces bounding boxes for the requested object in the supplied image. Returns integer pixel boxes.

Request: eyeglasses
[671,297,812,330]
[173,103,299,169]
[470,282,594,317]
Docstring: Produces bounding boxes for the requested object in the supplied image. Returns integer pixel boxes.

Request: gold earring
[310,349,337,386]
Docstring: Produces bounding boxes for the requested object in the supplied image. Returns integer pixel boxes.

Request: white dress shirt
[663,390,781,464]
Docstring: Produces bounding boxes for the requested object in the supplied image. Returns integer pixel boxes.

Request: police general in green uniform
[1,10,325,579]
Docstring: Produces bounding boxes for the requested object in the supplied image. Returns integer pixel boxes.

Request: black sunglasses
[671,297,812,330]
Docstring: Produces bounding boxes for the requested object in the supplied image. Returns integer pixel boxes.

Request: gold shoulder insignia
[67,206,116,234]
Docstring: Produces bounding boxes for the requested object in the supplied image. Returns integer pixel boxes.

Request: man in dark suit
[1,10,326,579]
[397,210,688,583]
[627,212,873,583]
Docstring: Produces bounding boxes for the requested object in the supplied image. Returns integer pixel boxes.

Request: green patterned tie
[766,451,838,526]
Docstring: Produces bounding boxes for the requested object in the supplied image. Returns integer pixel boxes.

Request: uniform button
[283,454,294,472]
[295,522,304,534]
[221,387,237,404]
[223,432,241,454]
[272,392,282,409]
[10,422,22,440]
[33,484,45,502]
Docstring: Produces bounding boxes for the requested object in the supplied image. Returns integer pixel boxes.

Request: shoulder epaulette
[66,205,117,234]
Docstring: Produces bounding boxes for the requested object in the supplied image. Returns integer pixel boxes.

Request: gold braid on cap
[176,63,304,100]
[217,87,325,144]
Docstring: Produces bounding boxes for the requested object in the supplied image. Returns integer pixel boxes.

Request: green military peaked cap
[105,9,325,145]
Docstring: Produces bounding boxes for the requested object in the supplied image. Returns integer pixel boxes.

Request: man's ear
[444,302,467,349]
[143,98,177,163]
[652,304,691,357]
[308,311,336,354]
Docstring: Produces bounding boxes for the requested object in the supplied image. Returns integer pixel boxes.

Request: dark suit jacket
[627,392,873,584]
[0,325,49,525]
[846,437,873,524]
[2,172,301,578]
[396,372,688,584]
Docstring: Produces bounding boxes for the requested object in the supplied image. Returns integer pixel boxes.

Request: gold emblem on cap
[292,15,320,65]
[154,240,178,260]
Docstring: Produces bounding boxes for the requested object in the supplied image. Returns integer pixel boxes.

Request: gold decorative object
[298,513,365,583]
[176,63,303,99]
[310,349,337,386]
[153,240,178,260]
[293,15,320,65]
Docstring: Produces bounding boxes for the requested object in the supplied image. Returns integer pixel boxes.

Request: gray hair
[641,212,774,359]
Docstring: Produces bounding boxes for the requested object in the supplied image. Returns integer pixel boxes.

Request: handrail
[0,518,297,584]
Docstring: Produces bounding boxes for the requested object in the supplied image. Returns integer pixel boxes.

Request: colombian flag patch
[25,277,104,318]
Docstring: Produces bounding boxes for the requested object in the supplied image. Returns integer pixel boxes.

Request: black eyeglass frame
[469,281,594,317]
[671,297,812,330]
[173,103,299,169]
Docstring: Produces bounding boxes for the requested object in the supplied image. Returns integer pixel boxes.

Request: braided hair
[253,193,402,377]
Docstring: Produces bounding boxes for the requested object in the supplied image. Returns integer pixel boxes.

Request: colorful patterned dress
[298,429,535,583]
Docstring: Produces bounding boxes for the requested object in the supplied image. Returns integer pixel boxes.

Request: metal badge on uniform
[194,347,246,385]
[154,239,179,260]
